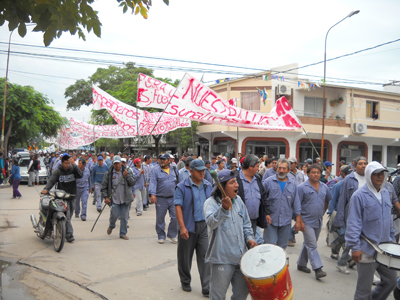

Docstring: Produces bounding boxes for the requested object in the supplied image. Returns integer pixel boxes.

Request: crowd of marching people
[4,147,400,299]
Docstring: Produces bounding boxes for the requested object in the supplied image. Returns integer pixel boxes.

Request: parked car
[19,157,48,184]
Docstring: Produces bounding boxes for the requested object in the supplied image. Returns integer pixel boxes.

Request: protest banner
[92,85,191,136]
[70,118,137,138]
[57,127,96,149]
[138,73,302,131]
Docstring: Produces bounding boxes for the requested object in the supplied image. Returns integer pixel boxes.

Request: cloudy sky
[1,0,399,123]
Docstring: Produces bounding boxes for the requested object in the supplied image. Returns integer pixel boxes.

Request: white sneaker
[168,237,178,244]
[372,274,380,285]
[158,239,165,244]
[336,265,350,274]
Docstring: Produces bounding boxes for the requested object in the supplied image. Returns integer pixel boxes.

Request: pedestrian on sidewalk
[102,155,135,240]
[11,159,22,199]
[175,159,212,297]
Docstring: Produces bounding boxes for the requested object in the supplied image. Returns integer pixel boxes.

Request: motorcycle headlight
[55,191,66,198]
[49,191,55,197]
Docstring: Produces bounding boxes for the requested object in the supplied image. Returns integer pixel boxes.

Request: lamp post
[1,29,15,152]
[320,10,359,163]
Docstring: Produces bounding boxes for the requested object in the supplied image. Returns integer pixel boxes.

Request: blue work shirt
[174,177,211,226]
[239,170,261,220]
[333,172,359,228]
[11,165,21,181]
[262,168,277,183]
[298,180,332,229]
[287,170,305,186]
[92,164,109,184]
[263,176,301,227]
[385,182,399,205]
[149,165,178,198]
[210,163,218,171]
[204,195,254,265]
[327,180,344,214]
[132,167,145,190]
[346,185,395,257]
[179,168,191,183]
[142,162,153,183]
[76,166,91,190]
[105,158,113,168]
[326,176,343,190]
[204,169,213,185]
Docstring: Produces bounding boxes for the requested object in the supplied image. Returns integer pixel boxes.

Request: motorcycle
[30,189,73,252]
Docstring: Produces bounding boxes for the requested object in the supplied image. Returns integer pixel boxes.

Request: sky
[1,0,399,123]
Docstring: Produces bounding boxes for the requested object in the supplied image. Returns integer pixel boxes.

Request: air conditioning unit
[341,149,352,157]
[353,123,367,134]
[278,85,291,96]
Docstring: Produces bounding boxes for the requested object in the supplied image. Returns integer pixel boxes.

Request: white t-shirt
[354,172,366,188]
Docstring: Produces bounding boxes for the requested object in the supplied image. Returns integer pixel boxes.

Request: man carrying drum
[204,169,257,300]
[346,162,397,300]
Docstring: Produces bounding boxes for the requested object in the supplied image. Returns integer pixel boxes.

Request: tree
[65,63,178,155]
[0,0,169,46]
[165,121,199,154]
[0,78,65,153]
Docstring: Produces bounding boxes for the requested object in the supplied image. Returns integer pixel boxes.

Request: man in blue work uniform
[263,158,303,249]
[210,156,218,171]
[236,154,268,236]
[74,158,91,221]
[297,164,332,280]
[327,165,353,261]
[142,155,153,209]
[262,157,278,182]
[175,159,212,296]
[204,160,213,185]
[346,162,397,300]
[92,156,109,212]
[333,156,367,274]
[178,156,194,182]
[149,153,179,244]
[132,158,146,216]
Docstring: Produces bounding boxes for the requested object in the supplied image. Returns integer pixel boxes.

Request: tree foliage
[0,78,65,152]
[166,121,199,153]
[0,0,169,46]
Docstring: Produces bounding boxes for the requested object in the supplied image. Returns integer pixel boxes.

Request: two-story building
[196,64,400,174]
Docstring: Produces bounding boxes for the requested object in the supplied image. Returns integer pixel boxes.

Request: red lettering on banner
[182,79,203,103]
[282,114,300,128]
[138,88,150,105]
[280,97,291,111]
[275,100,285,117]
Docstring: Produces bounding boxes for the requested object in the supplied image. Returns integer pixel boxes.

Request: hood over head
[365,161,388,194]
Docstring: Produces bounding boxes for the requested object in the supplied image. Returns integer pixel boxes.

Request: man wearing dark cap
[321,161,335,183]
[102,155,136,240]
[92,156,109,212]
[210,156,218,171]
[204,160,213,185]
[42,153,83,242]
[179,156,195,182]
[174,159,212,296]
[177,153,189,171]
[149,153,179,244]
[262,157,278,183]
[132,158,146,216]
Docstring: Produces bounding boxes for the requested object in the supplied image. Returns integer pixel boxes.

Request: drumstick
[210,170,233,209]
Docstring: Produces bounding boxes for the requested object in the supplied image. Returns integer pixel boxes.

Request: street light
[1,29,14,152]
[320,10,360,163]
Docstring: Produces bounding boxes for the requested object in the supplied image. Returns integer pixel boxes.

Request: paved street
[0,183,397,300]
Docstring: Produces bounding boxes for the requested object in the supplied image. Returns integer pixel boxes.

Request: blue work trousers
[94,182,102,210]
[263,224,291,249]
[155,196,177,240]
[75,187,89,218]
[297,225,323,271]
[109,202,129,237]
[209,264,249,300]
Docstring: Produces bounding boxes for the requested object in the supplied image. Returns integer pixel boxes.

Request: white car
[19,157,48,184]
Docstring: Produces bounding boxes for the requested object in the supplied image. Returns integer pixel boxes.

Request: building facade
[196,64,400,174]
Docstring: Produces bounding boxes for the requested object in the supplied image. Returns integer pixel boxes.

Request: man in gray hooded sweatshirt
[346,161,397,300]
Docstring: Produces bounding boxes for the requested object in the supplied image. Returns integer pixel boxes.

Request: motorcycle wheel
[53,218,66,252]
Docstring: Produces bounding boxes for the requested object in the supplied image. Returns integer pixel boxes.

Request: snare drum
[375,243,400,271]
[240,244,293,300]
